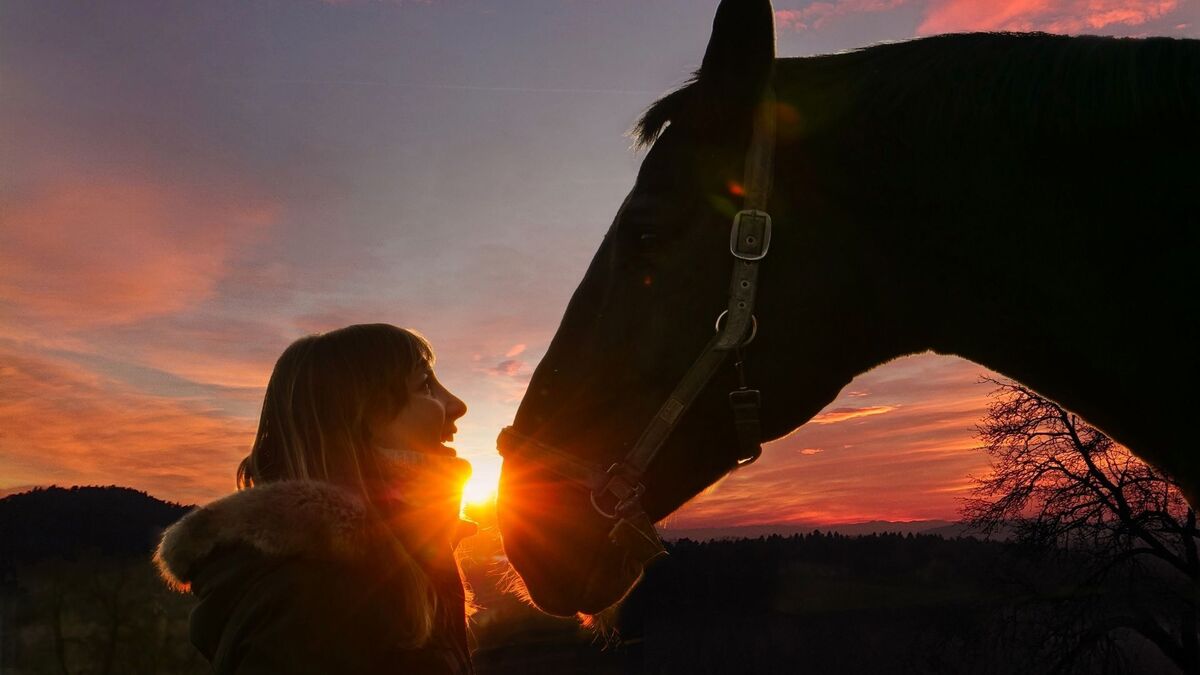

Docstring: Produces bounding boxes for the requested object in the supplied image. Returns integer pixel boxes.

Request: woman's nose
[445,391,467,420]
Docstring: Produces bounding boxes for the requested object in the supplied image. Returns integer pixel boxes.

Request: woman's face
[371,362,467,456]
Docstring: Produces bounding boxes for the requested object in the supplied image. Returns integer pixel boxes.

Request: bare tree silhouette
[963,378,1199,673]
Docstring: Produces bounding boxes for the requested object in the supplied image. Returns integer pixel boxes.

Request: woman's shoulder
[155,480,371,591]
[155,481,469,673]
[189,543,452,674]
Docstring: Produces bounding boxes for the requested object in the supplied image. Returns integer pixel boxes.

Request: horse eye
[639,233,658,242]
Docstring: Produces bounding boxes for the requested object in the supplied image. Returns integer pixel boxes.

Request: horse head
[495,0,815,617]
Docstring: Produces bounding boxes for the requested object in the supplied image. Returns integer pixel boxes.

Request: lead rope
[729,345,763,465]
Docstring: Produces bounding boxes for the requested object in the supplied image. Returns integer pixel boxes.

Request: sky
[2,0,1197,526]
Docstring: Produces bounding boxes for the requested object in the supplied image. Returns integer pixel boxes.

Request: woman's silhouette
[156,323,475,674]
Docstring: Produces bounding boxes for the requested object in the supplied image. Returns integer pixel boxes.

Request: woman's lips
[436,428,458,454]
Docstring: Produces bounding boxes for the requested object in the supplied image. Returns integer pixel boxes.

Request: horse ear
[697,0,776,102]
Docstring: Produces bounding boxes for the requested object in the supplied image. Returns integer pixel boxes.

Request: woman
[156,324,475,674]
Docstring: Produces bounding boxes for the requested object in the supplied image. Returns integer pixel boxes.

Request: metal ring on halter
[714,310,758,346]
[590,490,619,519]
[590,484,644,520]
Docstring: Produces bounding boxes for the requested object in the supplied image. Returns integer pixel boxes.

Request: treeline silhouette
[0,486,190,565]
[615,533,1180,674]
[0,489,1184,674]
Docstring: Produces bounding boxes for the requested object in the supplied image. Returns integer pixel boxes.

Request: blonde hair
[238,323,440,646]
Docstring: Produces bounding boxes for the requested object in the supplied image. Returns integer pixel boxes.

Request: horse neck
[766,75,1187,459]
[760,35,1199,504]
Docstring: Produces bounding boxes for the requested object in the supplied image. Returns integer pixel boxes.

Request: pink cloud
[0,176,277,331]
[918,0,1182,34]
[776,0,911,32]
[490,359,526,378]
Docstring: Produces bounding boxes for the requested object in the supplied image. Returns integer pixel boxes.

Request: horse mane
[633,32,1199,148]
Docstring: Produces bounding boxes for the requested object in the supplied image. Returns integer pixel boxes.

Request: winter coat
[155,480,474,674]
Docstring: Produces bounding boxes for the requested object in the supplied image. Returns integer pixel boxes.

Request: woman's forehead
[408,360,434,380]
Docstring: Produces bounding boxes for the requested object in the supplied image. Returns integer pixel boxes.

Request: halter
[498,84,777,569]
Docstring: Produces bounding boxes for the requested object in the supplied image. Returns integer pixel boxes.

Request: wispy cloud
[811,405,898,424]
[918,0,1183,34]
[776,0,911,32]
[776,0,1188,36]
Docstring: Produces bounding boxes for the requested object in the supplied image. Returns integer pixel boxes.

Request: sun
[460,457,500,509]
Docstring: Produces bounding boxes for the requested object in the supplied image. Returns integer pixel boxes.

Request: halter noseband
[498,84,777,569]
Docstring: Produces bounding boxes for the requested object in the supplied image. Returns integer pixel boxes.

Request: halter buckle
[590,463,646,520]
[730,210,772,261]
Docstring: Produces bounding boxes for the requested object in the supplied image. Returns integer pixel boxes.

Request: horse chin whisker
[576,605,623,646]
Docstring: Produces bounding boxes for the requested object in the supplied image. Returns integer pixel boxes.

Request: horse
[496,0,1200,617]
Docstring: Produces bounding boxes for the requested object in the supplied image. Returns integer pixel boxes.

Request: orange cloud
[918,0,1182,34]
[0,347,252,504]
[0,177,277,331]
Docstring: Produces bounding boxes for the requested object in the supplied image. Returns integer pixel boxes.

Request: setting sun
[461,457,501,509]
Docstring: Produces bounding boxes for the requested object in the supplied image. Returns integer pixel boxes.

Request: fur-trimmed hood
[155,481,374,591]
[157,479,476,674]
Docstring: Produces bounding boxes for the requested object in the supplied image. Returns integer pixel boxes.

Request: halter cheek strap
[498,83,776,570]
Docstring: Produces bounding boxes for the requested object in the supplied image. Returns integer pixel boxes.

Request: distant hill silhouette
[0,486,193,565]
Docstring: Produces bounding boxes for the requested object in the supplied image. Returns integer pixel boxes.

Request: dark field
[1,488,1188,674]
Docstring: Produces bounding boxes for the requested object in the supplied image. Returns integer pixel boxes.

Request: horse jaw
[495,462,644,616]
